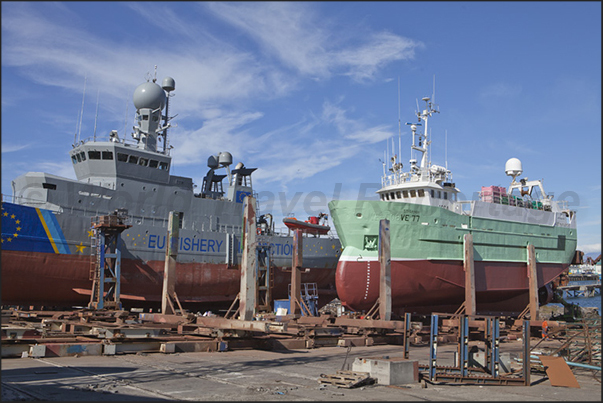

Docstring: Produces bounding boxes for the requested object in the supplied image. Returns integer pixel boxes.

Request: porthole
[356,213,362,218]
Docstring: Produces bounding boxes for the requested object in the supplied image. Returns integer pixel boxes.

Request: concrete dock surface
[2,341,601,401]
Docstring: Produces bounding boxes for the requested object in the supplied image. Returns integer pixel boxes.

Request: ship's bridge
[69,141,171,188]
[377,180,459,208]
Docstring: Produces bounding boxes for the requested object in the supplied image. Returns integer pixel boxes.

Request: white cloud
[170,110,264,165]
[205,2,422,82]
[1,143,31,153]
[578,243,601,254]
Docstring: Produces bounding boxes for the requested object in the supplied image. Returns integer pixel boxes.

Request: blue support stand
[429,314,439,381]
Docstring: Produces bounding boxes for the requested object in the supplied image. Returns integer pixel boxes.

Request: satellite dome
[207,155,219,169]
[133,82,166,110]
[162,76,175,92]
[218,152,233,166]
[505,157,523,177]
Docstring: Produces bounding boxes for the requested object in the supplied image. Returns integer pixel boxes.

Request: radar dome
[207,155,219,169]
[133,82,166,110]
[162,76,175,92]
[505,158,523,177]
[218,152,233,166]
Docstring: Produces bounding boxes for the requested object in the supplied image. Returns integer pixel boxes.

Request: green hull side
[328,200,577,264]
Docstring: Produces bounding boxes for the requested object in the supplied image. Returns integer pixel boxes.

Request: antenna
[432,74,436,105]
[123,91,129,141]
[75,75,87,145]
[93,88,100,141]
[398,77,401,166]
[445,129,448,170]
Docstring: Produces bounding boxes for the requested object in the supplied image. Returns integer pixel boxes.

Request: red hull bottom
[1,251,336,311]
[336,259,567,316]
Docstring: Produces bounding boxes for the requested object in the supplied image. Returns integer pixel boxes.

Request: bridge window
[117,153,128,162]
[79,151,87,161]
[102,151,113,160]
[396,191,401,199]
[418,189,425,197]
[159,162,169,171]
[89,151,101,160]
[149,160,159,168]
[444,192,448,200]
[138,157,148,166]
[71,155,77,164]
[430,189,435,198]
[410,190,417,197]
[128,155,139,164]
[402,190,409,198]
[390,192,395,200]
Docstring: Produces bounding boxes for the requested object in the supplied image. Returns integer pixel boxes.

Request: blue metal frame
[429,314,439,381]
[489,317,500,377]
[459,315,469,377]
[404,312,411,359]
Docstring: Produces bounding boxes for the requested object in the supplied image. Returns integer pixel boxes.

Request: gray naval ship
[1,73,341,310]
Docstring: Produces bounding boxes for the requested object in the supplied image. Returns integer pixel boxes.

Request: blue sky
[2,1,601,254]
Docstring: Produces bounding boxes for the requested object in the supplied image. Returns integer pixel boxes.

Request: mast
[93,88,100,141]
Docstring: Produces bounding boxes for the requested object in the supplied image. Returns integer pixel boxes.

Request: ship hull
[336,258,565,315]
[329,199,577,315]
[1,201,339,310]
[1,250,336,309]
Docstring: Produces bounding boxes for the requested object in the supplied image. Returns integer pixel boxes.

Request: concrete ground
[1,340,601,401]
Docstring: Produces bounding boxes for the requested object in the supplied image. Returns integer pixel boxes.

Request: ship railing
[479,192,553,212]
[455,200,475,215]
[1,194,64,212]
[381,171,411,187]
[78,136,171,156]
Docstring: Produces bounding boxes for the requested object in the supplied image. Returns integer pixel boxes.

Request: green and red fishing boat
[328,96,577,316]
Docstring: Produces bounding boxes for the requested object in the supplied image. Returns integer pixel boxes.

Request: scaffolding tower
[89,209,132,310]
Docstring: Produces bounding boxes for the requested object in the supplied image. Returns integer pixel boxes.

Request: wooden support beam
[290,229,303,316]
[527,243,539,321]
[463,234,476,316]
[378,219,391,321]
[239,196,257,321]
[161,211,180,315]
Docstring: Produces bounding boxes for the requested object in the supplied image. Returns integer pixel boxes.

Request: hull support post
[527,244,539,320]
[162,211,181,315]
[463,234,476,316]
[290,229,303,316]
[240,196,258,321]
[378,219,392,321]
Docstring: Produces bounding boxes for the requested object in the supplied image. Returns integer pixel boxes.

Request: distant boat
[283,213,331,236]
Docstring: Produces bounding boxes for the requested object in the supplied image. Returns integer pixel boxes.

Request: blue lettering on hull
[148,235,223,253]
[147,234,294,257]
